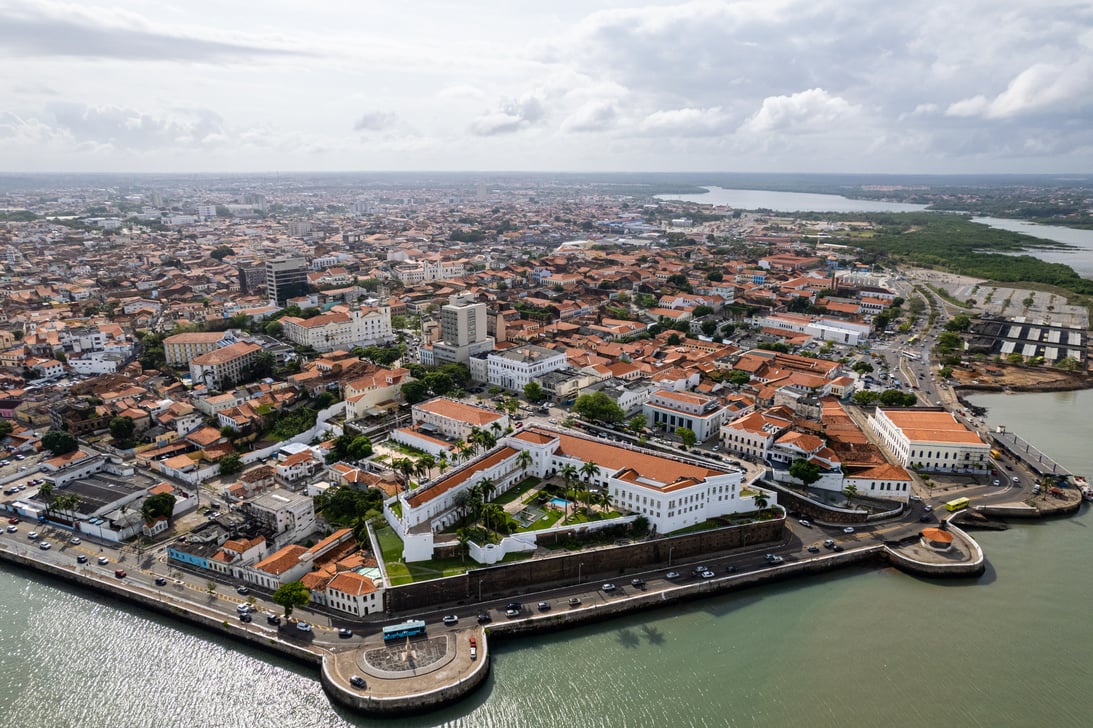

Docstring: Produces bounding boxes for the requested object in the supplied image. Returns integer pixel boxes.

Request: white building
[280,304,392,352]
[189,341,261,391]
[242,489,317,549]
[643,390,731,442]
[486,344,567,391]
[720,408,795,460]
[870,408,990,473]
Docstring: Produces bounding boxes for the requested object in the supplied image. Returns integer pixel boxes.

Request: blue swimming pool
[549,498,572,508]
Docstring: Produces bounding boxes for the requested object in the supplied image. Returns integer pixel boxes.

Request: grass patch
[492,476,541,506]
[562,510,623,526]
[374,525,411,584]
[516,508,563,532]
[389,501,402,519]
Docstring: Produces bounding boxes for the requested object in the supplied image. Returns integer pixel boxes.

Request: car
[442,615,459,625]
[154,577,167,586]
[692,565,709,576]
[6,517,18,524]
[349,675,367,689]
[665,571,681,579]
[239,613,252,623]
[266,614,282,625]
[923,505,933,512]
[807,545,821,554]
[832,544,845,552]
[235,586,250,595]
[725,565,736,573]
[76,555,88,564]
[630,578,646,589]
[39,541,51,550]
[567,597,582,607]
[919,515,934,523]
[114,569,127,579]
[992,479,1001,486]
[842,527,855,534]
[295,622,313,632]
[5,525,16,533]
[537,601,551,611]
[505,608,521,617]
[699,569,716,578]
[548,418,557,424]
[476,613,492,624]
[1012,476,1020,483]
[236,603,252,614]
[505,602,522,612]
[338,628,353,638]
[69,536,81,545]
[27,530,38,540]
[766,555,784,564]
[97,556,109,565]
[469,645,478,660]
[601,583,617,592]
[798,519,812,528]
[823,539,835,549]
[909,495,922,502]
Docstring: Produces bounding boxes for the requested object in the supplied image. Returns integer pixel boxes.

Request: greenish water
[1,390,1089,727]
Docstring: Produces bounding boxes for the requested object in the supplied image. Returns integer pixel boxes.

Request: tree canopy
[42,430,78,455]
[219,452,243,476]
[572,391,625,424]
[271,581,312,617]
[788,458,821,486]
[109,416,135,442]
[141,492,176,524]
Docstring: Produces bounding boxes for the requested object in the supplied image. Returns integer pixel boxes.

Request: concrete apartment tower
[265,257,309,307]
[433,292,494,364]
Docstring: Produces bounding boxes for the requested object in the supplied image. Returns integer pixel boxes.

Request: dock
[988,428,1071,478]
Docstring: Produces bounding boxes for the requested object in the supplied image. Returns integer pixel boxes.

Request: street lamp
[668,546,674,567]
[578,562,583,585]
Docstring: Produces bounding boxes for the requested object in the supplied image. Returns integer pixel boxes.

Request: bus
[944,497,971,512]
[901,350,922,361]
[382,619,427,642]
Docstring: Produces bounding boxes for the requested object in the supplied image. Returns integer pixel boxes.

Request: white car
[843,526,856,534]
[909,495,922,502]
[295,622,313,632]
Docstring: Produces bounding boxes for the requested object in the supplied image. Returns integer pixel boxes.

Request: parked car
[567,597,582,607]
[665,571,681,579]
[97,556,109,565]
[699,569,716,578]
[349,675,367,689]
[807,545,821,554]
[537,601,551,611]
[477,613,492,624]
[601,583,617,592]
[338,628,353,638]
[39,541,51,550]
[27,531,38,540]
[442,615,459,625]
[114,569,127,579]
[798,519,812,528]
[6,517,18,524]
[832,545,845,552]
[235,585,250,595]
[5,525,16,533]
[76,555,88,564]
[630,578,646,589]
[69,536,81,545]
[295,622,313,632]
[505,608,521,618]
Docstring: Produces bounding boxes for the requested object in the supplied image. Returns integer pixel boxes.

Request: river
[1,390,1089,727]
[971,217,1093,279]
[656,186,928,213]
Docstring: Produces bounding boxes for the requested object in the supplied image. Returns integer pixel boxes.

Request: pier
[988,428,1072,478]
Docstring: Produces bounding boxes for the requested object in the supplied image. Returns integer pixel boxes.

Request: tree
[219,453,243,476]
[852,390,880,406]
[728,369,751,387]
[699,320,718,337]
[879,389,917,407]
[579,460,599,488]
[210,245,235,261]
[0,419,13,437]
[516,449,533,478]
[347,436,373,461]
[675,427,697,448]
[788,458,821,487]
[842,483,859,506]
[108,416,135,442]
[142,492,177,524]
[42,430,78,456]
[752,491,770,512]
[572,391,625,424]
[401,379,430,404]
[523,381,545,403]
[628,414,647,433]
[271,581,312,617]
[666,333,682,346]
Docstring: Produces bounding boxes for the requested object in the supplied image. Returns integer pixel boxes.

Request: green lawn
[374,524,533,584]
[516,508,563,532]
[493,476,541,506]
[563,510,623,526]
[374,525,412,584]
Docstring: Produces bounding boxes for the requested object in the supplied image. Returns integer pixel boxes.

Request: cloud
[0,1,302,62]
[947,60,1093,119]
[353,111,398,132]
[740,88,860,134]
[637,106,730,137]
[469,95,546,136]
[560,101,617,133]
[44,102,228,149]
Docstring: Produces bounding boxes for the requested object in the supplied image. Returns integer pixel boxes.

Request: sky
[1,0,1092,174]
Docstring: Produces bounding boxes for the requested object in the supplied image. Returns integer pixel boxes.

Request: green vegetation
[572,391,625,423]
[266,407,317,440]
[218,453,243,476]
[271,581,311,617]
[42,430,78,456]
[141,492,177,524]
[788,459,821,486]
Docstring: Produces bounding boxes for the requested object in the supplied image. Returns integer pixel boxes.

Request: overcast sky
[1,0,1091,174]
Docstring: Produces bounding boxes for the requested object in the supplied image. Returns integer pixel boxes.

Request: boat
[1073,476,1093,501]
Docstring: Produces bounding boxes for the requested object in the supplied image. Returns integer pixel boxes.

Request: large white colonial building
[385,427,763,562]
[870,408,989,473]
[280,304,393,352]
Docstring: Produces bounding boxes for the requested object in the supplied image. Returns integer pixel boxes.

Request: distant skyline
[1,0,1091,175]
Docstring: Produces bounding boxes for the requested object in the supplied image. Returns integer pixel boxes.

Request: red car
[114,569,127,579]
[7,518,18,525]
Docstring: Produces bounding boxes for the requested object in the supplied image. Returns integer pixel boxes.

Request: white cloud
[560,101,618,133]
[638,107,730,137]
[470,95,546,136]
[353,111,398,132]
[740,89,860,134]
[948,61,1093,119]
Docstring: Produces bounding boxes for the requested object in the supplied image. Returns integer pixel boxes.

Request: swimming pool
[549,497,572,509]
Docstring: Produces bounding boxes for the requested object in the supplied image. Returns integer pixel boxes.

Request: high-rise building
[265,258,309,307]
[433,293,493,364]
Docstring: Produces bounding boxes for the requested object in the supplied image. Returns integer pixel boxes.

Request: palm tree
[391,457,416,492]
[417,453,436,482]
[752,491,770,513]
[580,460,599,490]
[482,503,506,536]
[451,439,467,462]
[477,476,496,504]
[516,449,533,480]
[559,464,580,519]
[437,452,450,475]
[599,489,614,515]
[842,483,858,507]
[467,484,485,529]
